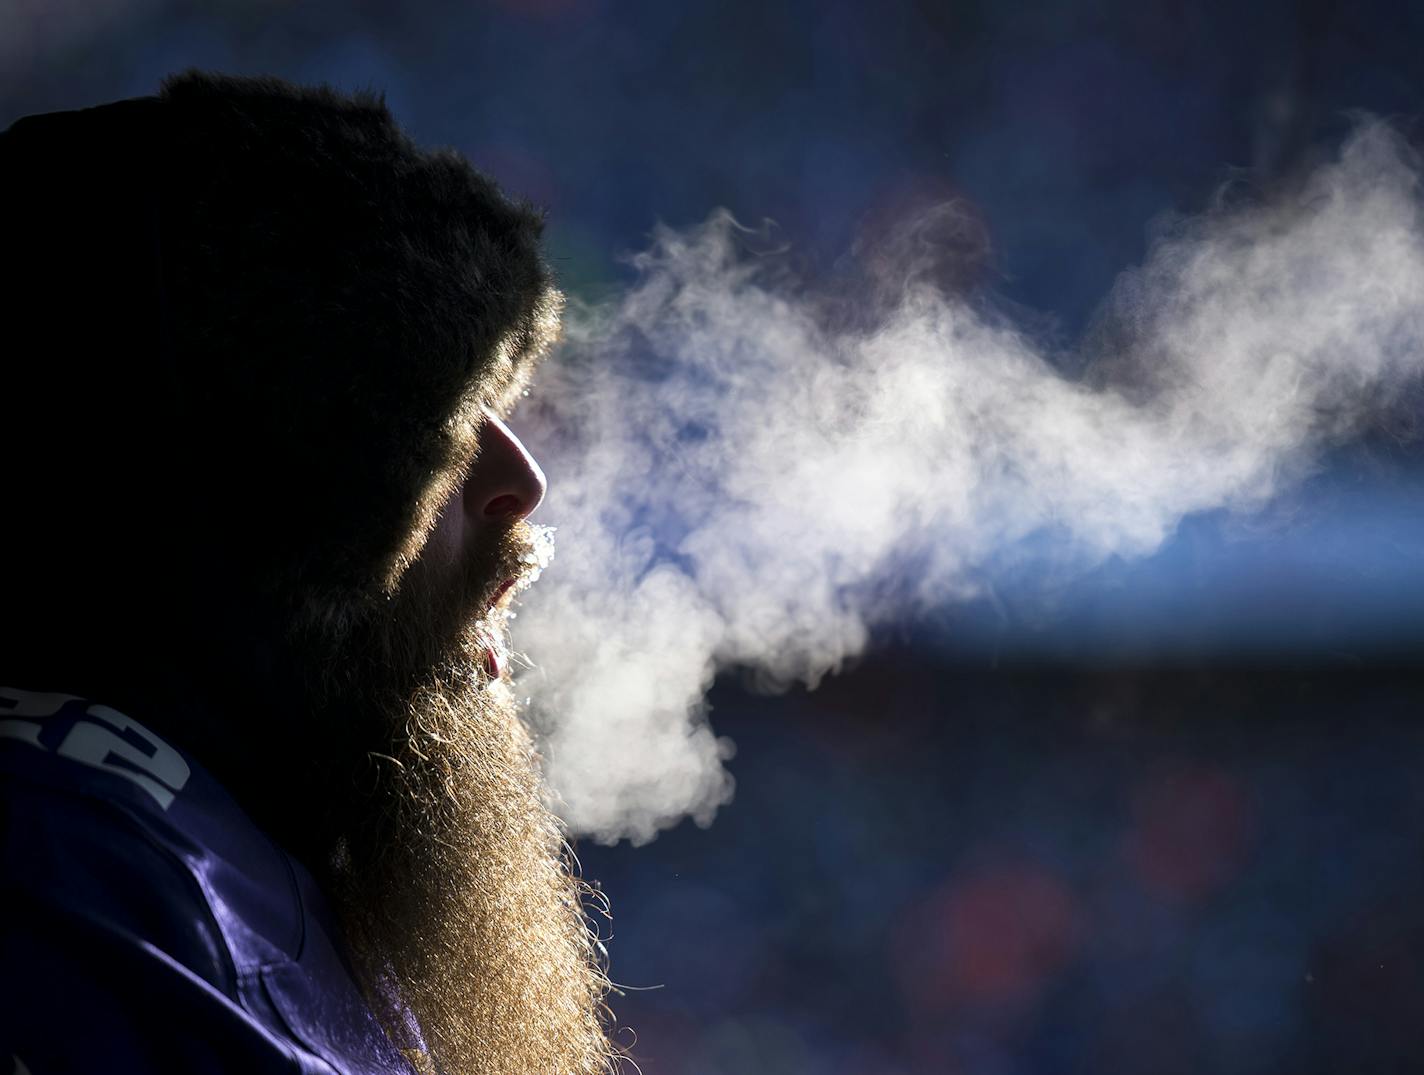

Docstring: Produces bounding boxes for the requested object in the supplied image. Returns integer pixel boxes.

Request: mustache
[493,520,557,605]
[390,518,558,667]
[469,520,557,625]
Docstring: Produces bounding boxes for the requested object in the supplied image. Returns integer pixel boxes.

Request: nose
[463,412,547,522]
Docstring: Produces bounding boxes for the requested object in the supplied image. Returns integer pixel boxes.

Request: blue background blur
[5,2,1424,1070]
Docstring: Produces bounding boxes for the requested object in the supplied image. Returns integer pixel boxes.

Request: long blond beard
[289,523,617,1075]
[331,671,614,1075]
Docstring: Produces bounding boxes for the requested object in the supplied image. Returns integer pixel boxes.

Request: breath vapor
[513,120,1424,844]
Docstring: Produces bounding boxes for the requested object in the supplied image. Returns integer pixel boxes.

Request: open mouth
[477,525,555,683]
[490,577,517,610]
[482,578,518,679]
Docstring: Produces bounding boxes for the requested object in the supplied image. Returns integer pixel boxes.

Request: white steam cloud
[514,121,1424,844]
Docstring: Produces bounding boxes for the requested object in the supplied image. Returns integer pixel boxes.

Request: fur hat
[1,71,559,701]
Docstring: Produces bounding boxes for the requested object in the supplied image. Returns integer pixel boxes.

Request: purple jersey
[0,686,419,1074]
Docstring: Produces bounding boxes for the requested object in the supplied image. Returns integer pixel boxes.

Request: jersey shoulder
[0,685,420,1075]
[0,686,234,990]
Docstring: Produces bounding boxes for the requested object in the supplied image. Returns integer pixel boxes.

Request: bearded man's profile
[0,71,617,1075]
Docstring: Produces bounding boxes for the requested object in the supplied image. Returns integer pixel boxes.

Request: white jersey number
[0,687,190,810]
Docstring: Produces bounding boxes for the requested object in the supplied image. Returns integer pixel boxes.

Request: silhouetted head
[0,71,614,1075]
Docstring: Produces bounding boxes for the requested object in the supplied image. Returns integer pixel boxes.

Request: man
[0,71,616,1074]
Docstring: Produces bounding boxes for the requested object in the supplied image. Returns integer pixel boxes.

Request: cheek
[423,491,467,568]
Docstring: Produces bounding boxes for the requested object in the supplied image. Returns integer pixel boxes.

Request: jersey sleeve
[2,891,309,1074]
[0,776,318,1074]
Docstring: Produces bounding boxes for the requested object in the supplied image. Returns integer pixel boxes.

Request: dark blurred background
[5,2,1424,1071]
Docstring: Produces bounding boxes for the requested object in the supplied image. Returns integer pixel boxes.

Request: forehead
[482,286,564,419]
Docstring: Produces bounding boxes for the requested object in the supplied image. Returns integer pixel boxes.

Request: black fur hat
[1,71,559,703]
